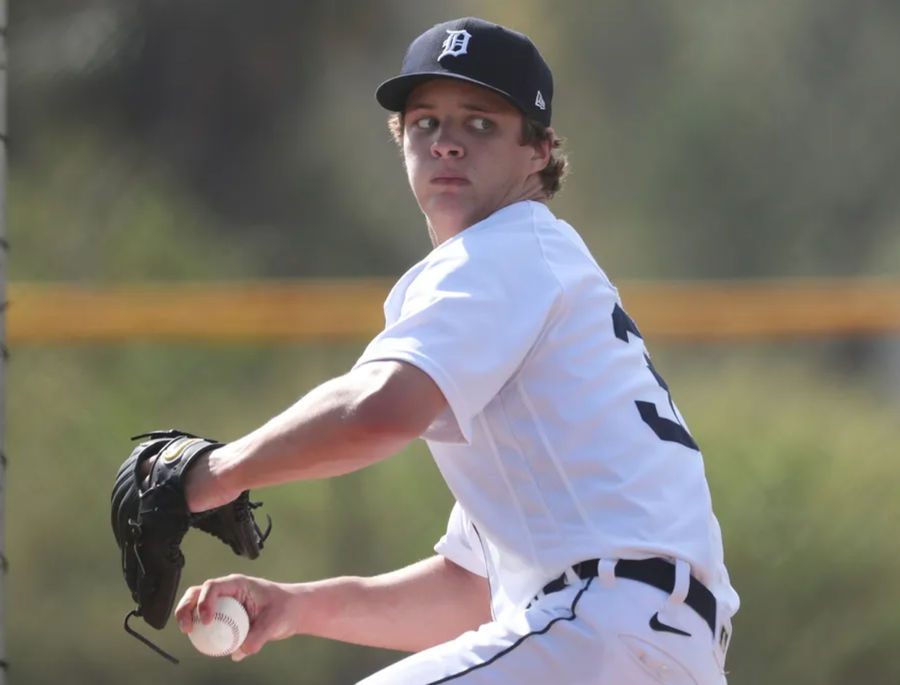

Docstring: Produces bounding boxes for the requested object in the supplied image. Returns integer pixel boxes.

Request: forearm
[295,556,492,652]
[217,376,407,491]
[186,362,445,512]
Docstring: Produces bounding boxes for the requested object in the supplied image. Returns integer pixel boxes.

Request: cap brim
[375,72,522,114]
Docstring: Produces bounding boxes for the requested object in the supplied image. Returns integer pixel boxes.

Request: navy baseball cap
[375,17,554,126]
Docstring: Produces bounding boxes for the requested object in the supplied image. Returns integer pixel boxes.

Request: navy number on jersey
[612,304,699,451]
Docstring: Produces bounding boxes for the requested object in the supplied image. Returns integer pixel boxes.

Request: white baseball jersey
[354,200,739,624]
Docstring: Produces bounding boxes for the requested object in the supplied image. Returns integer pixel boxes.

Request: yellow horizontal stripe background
[6,278,900,344]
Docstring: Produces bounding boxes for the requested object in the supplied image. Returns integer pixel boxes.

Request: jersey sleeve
[354,228,561,443]
[433,501,487,577]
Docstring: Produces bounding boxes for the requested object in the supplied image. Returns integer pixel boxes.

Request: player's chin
[422,193,478,220]
[424,188,470,205]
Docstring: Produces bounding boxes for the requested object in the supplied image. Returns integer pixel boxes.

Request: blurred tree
[12,1,440,277]
[11,0,900,280]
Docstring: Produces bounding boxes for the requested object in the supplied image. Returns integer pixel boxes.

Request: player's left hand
[111,430,273,642]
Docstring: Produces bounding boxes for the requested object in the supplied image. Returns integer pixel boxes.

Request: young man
[175,17,738,683]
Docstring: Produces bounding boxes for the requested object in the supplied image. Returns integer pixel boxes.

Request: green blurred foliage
[7,343,454,683]
[10,0,900,280]
[6,347,900,683]
[671,349,900,684]
[6,1,900,683]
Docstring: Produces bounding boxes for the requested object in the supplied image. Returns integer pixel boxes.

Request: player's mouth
[430,173,470,186]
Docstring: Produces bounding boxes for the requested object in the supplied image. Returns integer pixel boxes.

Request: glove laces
[124,610,179,664]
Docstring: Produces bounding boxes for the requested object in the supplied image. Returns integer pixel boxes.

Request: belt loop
[596,559,616,587]
[668,559,691,607]
[564,566,580,585]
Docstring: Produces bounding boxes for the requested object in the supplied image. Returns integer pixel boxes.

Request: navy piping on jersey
[426,577,595,684]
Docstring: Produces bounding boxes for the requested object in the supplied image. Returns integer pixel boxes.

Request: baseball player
[173,17,739,683]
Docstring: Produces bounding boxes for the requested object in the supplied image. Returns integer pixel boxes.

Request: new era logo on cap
[375,17,554,127]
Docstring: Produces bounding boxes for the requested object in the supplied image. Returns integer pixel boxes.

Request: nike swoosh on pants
[649,612,692,637]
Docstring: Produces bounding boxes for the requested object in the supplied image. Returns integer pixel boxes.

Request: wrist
[283,581,326,638]
[287,577,350,639]
[184,441,245,512]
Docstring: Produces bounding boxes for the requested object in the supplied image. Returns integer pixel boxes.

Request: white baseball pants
[356,561,731,684]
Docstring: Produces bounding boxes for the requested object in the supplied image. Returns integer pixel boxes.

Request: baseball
[188,596,250,657]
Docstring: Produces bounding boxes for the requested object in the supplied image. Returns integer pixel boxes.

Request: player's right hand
[175,573,304,661]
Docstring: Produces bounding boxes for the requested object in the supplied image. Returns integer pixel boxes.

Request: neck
[425,186,547,247]
[426,215,466,247]
[425,220,441,247]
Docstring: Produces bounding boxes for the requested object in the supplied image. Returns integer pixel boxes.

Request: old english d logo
[438,29,472,61]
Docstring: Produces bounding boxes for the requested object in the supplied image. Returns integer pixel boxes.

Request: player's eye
[468,117,495,132]
[411,116,438,131]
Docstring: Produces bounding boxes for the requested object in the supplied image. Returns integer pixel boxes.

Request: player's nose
[431,131,464,158]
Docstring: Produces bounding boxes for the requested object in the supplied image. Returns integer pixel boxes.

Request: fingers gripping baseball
[176,574,300,660]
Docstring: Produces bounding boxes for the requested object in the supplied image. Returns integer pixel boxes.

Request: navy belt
[542,557,717,635]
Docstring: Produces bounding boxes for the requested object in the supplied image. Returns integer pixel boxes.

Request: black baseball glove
[110,429,271,662]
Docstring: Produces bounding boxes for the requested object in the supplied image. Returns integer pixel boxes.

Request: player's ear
[529,127,553,173]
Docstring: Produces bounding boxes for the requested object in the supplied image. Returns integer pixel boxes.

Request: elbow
[348,362,444,442]
[352,397,418,444]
